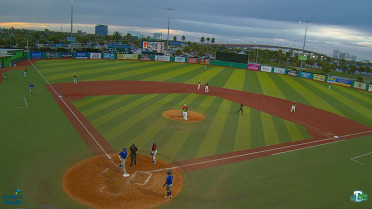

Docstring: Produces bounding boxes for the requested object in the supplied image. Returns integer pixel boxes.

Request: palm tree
[181,36,185,42]
[173,36,177,41]
[206,37,210,43]
[211,37,215,43]
[200,37,205,43]
[112,31,122,42]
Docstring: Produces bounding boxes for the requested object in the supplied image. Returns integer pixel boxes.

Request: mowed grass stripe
[209,67,236,88]
[223,68,245,90]
[120,93,202,146]
[124,93,202,160]
[335,84,372,105]
[95,94,160,131]
[81,61,167,81]
[81,95,136,118]
[165,65,214,84]
[141,64,197,82]
[295,78,371,124]
[125,93,196,149]
[87,62,174,81]
[39,60,116,76]
[102,94,180,142]
[276,76,343,116]
[183,66,221,86]
[257,72,286,99]
[174,96,221,161]
[46,61,152,82]
[216,102,241,154]
[243,70,263,93]
[234,107,251,150]
[304,80,372,118]
[72,95,112,108]
[196,99,232,158]
[271,115,292,144]
[283,119,311,141]
[249,109,265,148]
[260,112,280,146]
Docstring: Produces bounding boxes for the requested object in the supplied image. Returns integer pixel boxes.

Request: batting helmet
[167,170,172,175]
[123,147,126,151]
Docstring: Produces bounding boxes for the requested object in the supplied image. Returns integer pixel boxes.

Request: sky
[0,0,371,60]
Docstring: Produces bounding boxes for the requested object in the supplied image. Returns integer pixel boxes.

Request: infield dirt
[62,154,183,209]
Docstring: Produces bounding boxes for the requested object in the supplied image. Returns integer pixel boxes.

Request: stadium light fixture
[163,8,176,55]
[299,20,310,71]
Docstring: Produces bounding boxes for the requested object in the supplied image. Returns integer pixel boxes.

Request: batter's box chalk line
[128,170,153,186]
[350,151,372,166]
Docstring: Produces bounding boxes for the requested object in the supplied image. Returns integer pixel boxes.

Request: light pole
[163,8,176,55]
[299,21,310,71]
[70,0,74,53]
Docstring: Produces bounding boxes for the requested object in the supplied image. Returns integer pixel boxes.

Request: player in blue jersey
[29,82,34,94]
[119,147,129,177]
[163,170,173,198]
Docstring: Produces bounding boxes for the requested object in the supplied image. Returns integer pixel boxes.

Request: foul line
[350,151,372,166]
[15,97,28,108]
[28,60,112,160]
[148,130,372,173]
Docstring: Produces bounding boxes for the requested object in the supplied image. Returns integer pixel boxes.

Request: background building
[153,33,163,40]
[95,25,108,36]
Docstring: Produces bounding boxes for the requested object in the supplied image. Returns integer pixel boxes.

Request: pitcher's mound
[162,110,205,122]
[62,154,183,209]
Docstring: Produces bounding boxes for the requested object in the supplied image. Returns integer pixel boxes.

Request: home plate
[333,135,339,138]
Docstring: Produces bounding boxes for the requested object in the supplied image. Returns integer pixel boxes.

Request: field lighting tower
[163,8,176,55]
[70,0,74,52]
[299,21,310,71]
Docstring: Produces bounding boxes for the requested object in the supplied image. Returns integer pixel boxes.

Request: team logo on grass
[350,190,368,202]
[2,188,23,205]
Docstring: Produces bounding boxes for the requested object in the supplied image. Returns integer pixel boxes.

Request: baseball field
[0,59,371,209]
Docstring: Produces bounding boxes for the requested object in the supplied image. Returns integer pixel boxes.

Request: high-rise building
[95,25,108,36]
[153,33,163,40]
[333,50,340,58]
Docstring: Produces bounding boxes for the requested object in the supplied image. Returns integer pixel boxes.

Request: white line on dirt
[28,60,112,160]
[148,130,372,173]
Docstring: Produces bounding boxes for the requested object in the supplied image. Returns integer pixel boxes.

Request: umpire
[130,143,138,167]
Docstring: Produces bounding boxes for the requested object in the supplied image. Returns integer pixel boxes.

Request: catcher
[151,141,157,164]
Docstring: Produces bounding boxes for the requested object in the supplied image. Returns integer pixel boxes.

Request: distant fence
[23,51,372,92]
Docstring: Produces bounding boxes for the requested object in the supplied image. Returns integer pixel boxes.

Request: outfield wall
[23,51,372,92]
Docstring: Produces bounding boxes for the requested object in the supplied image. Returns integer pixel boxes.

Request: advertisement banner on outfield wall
[273,67,286,74]
[140,56,151,61]
[187,58,198,64]
[299,71,313,79]
[353,81,367,90]
[103,53,115,59]
[200,58,210,65]
[368,85,372,92]
[174,57,186,63]
[75,52,88,59]
[260,66,272,72]
[45,52,57,58]
[313,74,325,81]
[30,52,42,59]
[155,55,170,61]
[335,77,352,87]
[124,54,139,60]
[327,76,336,83]
[288,70,298,76]
[247,64,259,71]
[61,52,73,58]
[90,53,101,59]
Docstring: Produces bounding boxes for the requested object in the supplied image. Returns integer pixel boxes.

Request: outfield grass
[1,59,370,209]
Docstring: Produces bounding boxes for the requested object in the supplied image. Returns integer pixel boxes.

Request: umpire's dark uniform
[130,143,138,167]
